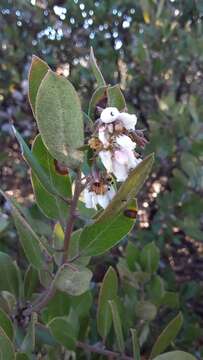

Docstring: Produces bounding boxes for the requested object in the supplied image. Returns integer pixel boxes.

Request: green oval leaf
[0,190,49,270]
[147,275,165,305]
[35,323,56,346]
[90,47,106,87]
[31,134,71,220]
[42,291,70,324]
[0,327,15,360]
[150,313,183,359]
[153,351,196,360]
[97,267,118,339]
[21,313,37,353]
[28,55,49,114]
[136,301,157,321]
[24,265,39,300]
[12,126,62,198]
[107,84,126,110]
[35,71,84,169]
[15,353,30,360]
[126,242,140,271]
[48,317,76,350]
[70,291,92,319]
[13,210,47,270]
[0,252,19,297]
[54,264,92,296]
[79,206,134,256]
[0,309,13,341]
[160,291,179,309]
[108,300,125,353]
[130,328,141,360]
[140,242,160,274]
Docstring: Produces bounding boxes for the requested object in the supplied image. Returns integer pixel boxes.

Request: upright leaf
[108,300,125,353]
[140,242,160,274]
[0,327,15,360]
[21,313,37,353]
[48,317,76,350]
[107,85,126,110]
[70,291,92,319]
[97,267,118,339]
[150,313,183,359]
[130,329,141,360]
[153,351,196,360]
[13,210,47,269]
[12,126,62,198]
[41,291,70,324]
[31,135,71,220]
[147,275,165,305]
[0,252,19,296]
[35,323,56,346]
[89,47,106,87]
[24,265,39,300]
[35,71,84,168]
[160,292,179,309]
[0,292,16,314]
[0,309,13,340]
[0,190,49,270]
[126,242,140,271]
[28,55,49,114]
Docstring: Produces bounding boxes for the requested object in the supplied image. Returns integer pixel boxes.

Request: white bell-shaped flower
[99,150,113,172]
[84,186,116,209]
[113,148,141,181]
[98,126,110,148]
[116,134,136,151]
[100,107,120,123]
[117,112,137,130]
[99,133,141,181]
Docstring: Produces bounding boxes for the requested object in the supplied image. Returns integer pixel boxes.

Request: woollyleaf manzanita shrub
[0,50,197,360]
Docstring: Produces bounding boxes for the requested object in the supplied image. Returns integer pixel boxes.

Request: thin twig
[23,285,56,317]
[22,170,83,317]
[62,169,82,264]
[77,341,133,359]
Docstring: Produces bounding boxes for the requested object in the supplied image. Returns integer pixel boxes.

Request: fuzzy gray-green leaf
[31,134,71,221]
[28,55,49,114]
[54,264,92,296]
[35,71,84,169]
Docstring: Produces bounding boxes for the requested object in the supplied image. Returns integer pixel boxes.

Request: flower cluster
[83,107,146,209]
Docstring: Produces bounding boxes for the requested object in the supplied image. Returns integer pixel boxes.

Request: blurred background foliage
[0,0,203,357]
